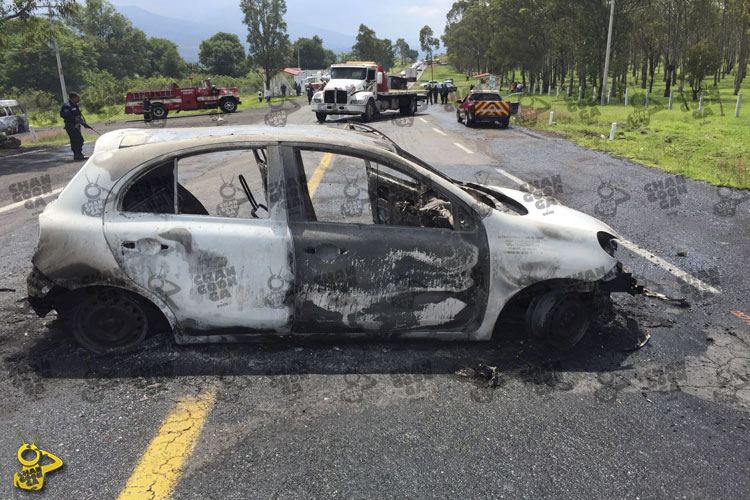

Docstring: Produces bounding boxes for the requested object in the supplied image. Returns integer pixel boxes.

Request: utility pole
[297,46,301,70]
[47,5,67,102]
[601,0,615,106]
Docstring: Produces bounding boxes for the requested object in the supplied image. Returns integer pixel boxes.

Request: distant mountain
[116,5,356,63]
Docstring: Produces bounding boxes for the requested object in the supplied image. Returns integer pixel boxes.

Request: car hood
[482,184,619,237]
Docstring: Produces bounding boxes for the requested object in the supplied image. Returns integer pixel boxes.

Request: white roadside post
[29,127,39,143]
[609,122,617,141]
[736,94,742,117]
[548,85,551,97]
[668,90,674,110]
[625,88,629,106]
[556,86,560,98]
[607,87,612,104]
[593,86,597,101]
[699,92,704,114]
[578,86,583,100]
[549,111,554,125]
[567,86,571,99]
[645,90,650,108]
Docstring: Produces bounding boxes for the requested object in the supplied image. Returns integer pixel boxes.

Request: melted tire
[525,290,591,349]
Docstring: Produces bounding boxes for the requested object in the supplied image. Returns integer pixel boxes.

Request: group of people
[425,82,453,105]
[257,81,306,103]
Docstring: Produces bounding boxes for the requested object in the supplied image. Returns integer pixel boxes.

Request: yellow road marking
[117,387,217,500]
[307,152,333,198]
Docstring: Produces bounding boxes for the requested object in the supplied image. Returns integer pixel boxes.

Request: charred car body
[27,124,641,354]
[0,99,29,135]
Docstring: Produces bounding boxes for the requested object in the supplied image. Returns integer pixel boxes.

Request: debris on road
[0,132,21,149]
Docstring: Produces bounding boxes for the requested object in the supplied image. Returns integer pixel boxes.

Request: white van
[0,99,29,135]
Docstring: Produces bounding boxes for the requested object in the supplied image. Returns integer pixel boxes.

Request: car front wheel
[525,290,592,349]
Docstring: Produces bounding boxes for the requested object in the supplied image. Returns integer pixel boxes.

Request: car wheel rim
[77,293,148,349]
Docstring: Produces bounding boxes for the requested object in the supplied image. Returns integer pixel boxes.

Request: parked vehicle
[27,123,641,354]
[312,62,425,122]
[124,79,241,119]
[0,99,29,135]
[456,90,519,128]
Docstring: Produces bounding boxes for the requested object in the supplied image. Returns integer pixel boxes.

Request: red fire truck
[125,79,241,119]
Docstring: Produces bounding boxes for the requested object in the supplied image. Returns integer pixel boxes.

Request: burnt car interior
[120,147,270,219]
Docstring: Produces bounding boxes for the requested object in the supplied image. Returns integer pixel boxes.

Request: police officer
[60,92,85,161]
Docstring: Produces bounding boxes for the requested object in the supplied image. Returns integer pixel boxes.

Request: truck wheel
[220,98,238,113]
[409,97,417,115]
[151,104,168,120]
[315,112,327,123]
[499,116,510,129]
[525,290,591,349]
[363,100,375,122]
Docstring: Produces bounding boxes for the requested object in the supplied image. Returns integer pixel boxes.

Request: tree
[353,24,379,60]
[148,37,186,78]
[419,25,440,79]
[395,38,410,65]
[291,35,335,69]
[199,32,247,76]
[0,0,75,24]
[241,0,291,90]
[684,40,722,99]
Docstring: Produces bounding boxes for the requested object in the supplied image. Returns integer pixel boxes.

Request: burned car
[27,123,641,354]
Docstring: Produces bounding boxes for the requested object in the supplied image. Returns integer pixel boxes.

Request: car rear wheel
[499,116,510,129]
[464,113,473,127]
[151,104,168,120]
[62,288,150,354]
[525,290,591,349]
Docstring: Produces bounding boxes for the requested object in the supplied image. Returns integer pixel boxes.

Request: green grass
[513,85,749,188]
[27,96,302,129]
[20,131,98,148]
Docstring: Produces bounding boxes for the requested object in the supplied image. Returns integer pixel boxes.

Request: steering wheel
[238,174,267,218]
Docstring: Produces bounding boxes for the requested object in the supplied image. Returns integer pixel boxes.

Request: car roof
[93,125,397,155]
[0,99,20,107]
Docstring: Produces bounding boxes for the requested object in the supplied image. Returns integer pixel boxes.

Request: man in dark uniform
[60,92,85,161]
[306,84,314,105]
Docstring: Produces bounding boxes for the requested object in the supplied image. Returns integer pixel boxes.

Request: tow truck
[125,79,241,119]
[312,61,425,122]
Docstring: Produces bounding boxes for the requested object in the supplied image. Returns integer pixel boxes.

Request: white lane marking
[618,239,720,294]
[491,168,720,295]
[418,117,428,123]
[432,127,447,136]
[0,150,42,159]
[453,142,474,154]
[0,187,63,215]
[493,167,526,186]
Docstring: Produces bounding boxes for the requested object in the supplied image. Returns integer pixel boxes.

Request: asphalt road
[1,99,749,499]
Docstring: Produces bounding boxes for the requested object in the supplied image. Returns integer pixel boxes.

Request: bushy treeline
[442,0,750,99]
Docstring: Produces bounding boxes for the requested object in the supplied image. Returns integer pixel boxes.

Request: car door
[102,143,294,340]
[280,144,490,335]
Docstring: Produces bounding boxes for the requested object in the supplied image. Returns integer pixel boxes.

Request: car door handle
[121,240,170,252]
[304,245,347,259]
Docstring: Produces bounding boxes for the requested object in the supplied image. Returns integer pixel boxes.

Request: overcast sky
[107,0,453,41]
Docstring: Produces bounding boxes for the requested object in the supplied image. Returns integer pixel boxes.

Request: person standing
[142,97,152,123]
[265,88,271,103]
[306,85,314,105]
[257,90,263,103]
[280,83,287,97]
[60,92,86,161]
